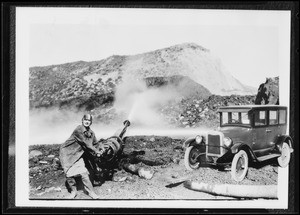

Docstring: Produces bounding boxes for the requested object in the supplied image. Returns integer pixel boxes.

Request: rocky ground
[29,136,278,200]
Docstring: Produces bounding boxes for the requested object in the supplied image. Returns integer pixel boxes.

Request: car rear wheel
[184,145,201,171]
[231,150,249,182]
[277,142,291,168]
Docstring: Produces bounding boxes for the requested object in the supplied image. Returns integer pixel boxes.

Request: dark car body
[218,105,292,162]
[183,105,294,181]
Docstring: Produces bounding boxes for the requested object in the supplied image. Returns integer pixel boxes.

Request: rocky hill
[29,43,278,130]
[29,60,120,109]
[29,43,257,111]
[255,77,279,105]
[122,43,256,95]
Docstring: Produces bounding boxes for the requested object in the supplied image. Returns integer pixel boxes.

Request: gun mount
[86,119,154,182]
[95,120,131,164]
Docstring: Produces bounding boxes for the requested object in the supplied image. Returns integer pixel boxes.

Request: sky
[25,8,290,88]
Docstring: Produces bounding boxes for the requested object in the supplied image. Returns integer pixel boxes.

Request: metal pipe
[118,120,131,139]
[184,180,277,199]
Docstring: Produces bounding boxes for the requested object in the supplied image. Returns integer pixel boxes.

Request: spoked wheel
[277,142,291,168]
[184,146,202,171]
[231,150,249,182]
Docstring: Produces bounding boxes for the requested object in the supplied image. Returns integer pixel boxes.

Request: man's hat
[82,114,93,122]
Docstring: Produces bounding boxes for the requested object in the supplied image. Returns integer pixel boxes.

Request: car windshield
[221,112,250,126]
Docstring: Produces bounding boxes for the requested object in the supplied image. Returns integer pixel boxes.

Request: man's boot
[66,177,77,199]
[81,173,100,199]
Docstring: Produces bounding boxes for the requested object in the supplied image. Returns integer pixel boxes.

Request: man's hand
[94,143,113,160]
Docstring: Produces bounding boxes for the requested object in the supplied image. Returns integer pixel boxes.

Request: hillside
[121,43,256,95]
[29,43,256,111]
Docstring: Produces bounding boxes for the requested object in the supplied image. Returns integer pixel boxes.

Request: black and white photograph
[4,3,297,212]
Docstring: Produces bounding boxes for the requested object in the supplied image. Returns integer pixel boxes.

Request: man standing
[59,114,101,199]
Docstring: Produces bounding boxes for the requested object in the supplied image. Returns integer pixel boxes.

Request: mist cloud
[113,76,182,128]
[29,76,188,145]
[29,107,124,145]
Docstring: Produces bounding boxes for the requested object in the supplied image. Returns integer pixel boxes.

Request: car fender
[230,142,244,154]
[182,137,197,148]
[275,135,294,152]
[230,142,256,160]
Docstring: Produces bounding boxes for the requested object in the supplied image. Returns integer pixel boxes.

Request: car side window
[279,109,287,124]
[231,112,239,123]
[269,110,278,125]
[254,110,266,126]
[241,112,250,124]
[222,112,229,125]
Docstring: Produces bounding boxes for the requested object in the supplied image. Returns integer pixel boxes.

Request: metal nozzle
[118,120,131,139]
[123,120,131,127]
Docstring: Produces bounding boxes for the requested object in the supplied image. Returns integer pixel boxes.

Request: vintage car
[183,105,294,182]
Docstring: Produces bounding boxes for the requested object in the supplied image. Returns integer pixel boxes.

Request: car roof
[217,105,287,112]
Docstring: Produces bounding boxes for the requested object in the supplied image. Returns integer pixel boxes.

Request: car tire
[231,150,249,182]
[277,142,291,168]
[184,145,201,171]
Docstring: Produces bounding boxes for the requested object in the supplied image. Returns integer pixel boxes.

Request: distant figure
[59,114,101,199]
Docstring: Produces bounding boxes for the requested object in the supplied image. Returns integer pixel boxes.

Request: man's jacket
[59,125,98,173]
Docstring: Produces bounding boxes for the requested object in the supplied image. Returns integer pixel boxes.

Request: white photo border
[14,6,293,210]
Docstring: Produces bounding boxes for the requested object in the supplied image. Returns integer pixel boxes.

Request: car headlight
[223,137,233,148]
[195,135,203,144]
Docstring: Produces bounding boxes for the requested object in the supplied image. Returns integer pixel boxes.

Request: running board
[257,154,280,162]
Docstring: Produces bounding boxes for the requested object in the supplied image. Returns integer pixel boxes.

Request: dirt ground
[29,136,278,200]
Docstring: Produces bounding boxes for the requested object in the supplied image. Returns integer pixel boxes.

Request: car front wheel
[231,150,249,182]
[184,145,201,171]
[277,142,291,168]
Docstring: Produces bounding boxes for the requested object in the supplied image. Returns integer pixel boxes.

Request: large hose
[184,180,277,199]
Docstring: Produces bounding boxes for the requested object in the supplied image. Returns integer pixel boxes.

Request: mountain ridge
[29,43,257,110]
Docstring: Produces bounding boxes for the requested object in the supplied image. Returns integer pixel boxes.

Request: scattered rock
[39,161,48,164]
[30,167,40,175]
[171,174,179,179]
[36,192,45,196]
[172,158,180,164]
[29,150,43,158]
[45,187,56,192]
[52,157,61,169]
[54,187,62,192]
[138,168,154,180]
[126,176,135,183]
[149,137,155,142]
[52,158,59,164]
[174,146,183,150]
[118,177,127,182]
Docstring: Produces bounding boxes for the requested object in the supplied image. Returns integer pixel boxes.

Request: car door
[251,110,270,157]
[266,110,279,147]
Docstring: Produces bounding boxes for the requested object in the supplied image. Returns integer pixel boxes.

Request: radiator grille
[207,134,221,154]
